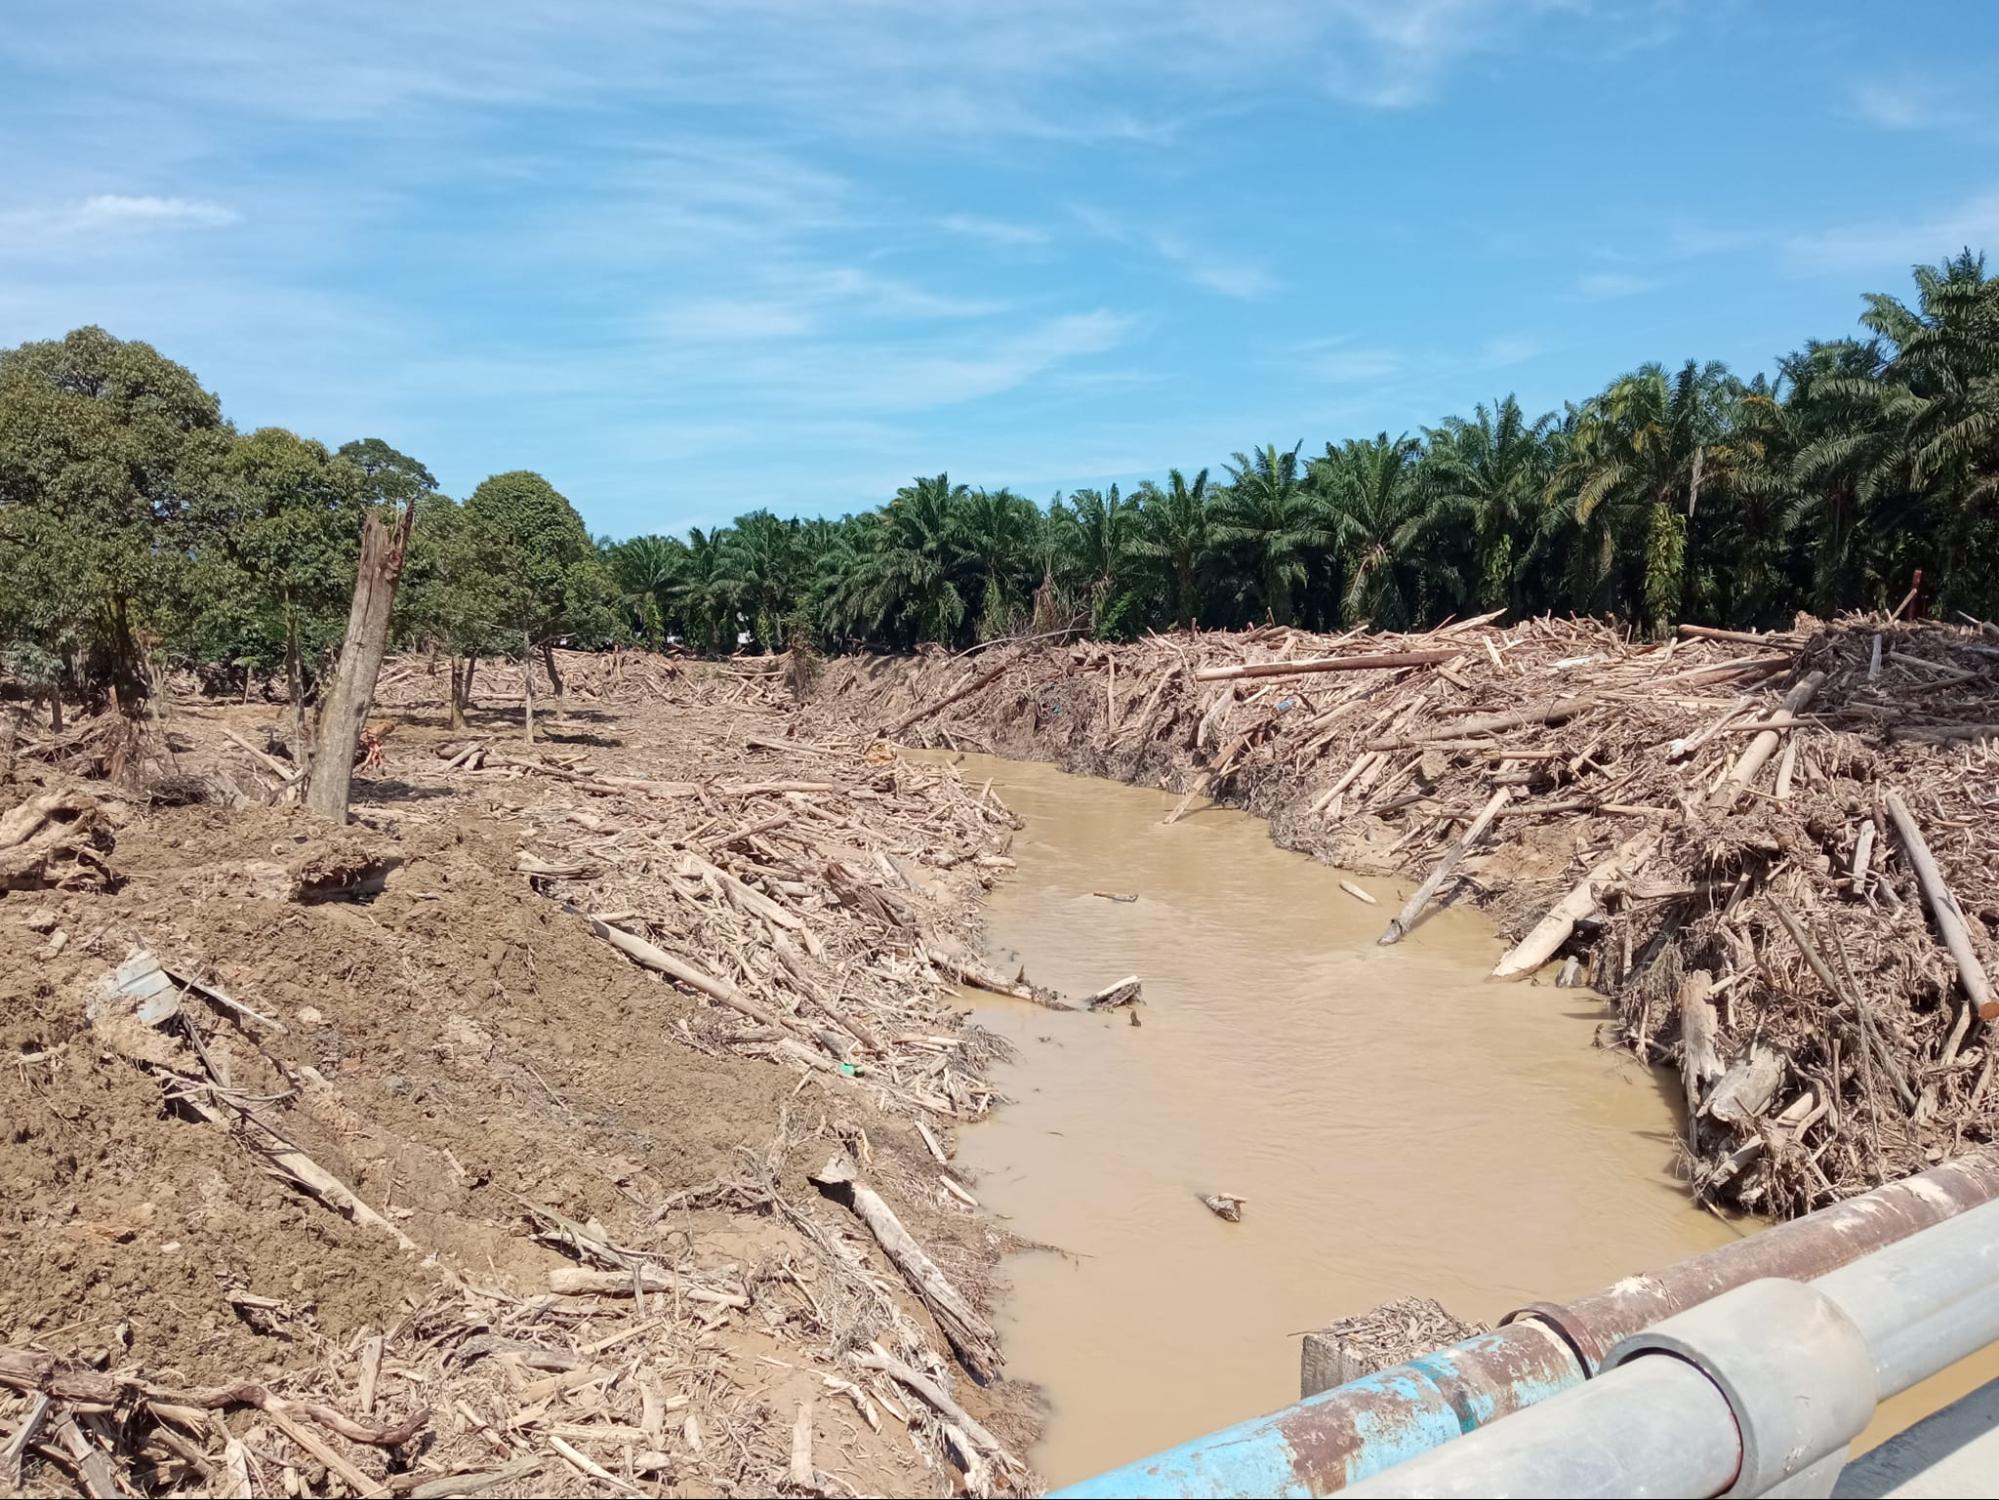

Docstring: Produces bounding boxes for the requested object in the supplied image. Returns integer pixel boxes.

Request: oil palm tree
[606,533,686,646]
[953,486,1042,640]
[1314,433,1444,629]
[718,509,802,652]
[1420,396,1553,615]
[1547,360,1738,631]
[1213,443,1325,626]
[1856,250,1999,614]
[1052,484,1141,637]
[842,473,970,645]
[671,525,738,654]
[1131,468,1213,630]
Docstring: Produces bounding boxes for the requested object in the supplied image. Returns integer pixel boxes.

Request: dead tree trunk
[522,634,536,743]
[305,504,417,822]
[541,640,565,702]
[447,656,470,730]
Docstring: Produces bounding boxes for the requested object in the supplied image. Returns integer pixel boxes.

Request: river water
[939,752,1744,1485]
[923,752,1995,1486]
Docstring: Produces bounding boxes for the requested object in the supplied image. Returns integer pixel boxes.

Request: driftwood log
[810,1153,1000,1380]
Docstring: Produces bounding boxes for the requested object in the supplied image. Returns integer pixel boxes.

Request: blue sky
[4,3,1997,539]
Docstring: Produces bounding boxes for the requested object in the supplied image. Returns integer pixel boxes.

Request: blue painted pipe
[1052,1326,1585,1498]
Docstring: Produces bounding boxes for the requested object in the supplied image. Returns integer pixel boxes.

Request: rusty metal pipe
[1509,1151,1999,1371]
[1053,1153,1999,1498]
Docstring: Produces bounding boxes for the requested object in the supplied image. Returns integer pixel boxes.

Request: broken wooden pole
[307,501,417,822]
[1192,649,1455,683]
[1884,789,1997,1021]
[1674,624,1800,648]
[1379,786,1512,945]
[882,657,1014,740]
[1491,830,1659,980]
[1371,695,1596,749]
[1080,975,1142,1010]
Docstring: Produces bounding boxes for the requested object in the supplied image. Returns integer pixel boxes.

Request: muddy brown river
[936,753,1986,1488]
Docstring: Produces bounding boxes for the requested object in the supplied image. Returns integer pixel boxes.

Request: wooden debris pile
[389,713,1024,1124]
[810,612,1999,1215]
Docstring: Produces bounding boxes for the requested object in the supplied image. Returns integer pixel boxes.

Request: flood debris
[1299,1296,1488,1396]
[1199,1192,1247,1223]
[1,649,1042,1498]
[821,612,1999,1215]
[1080,974,1143,1011]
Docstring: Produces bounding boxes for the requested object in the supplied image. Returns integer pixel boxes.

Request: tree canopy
[6,252,1999,711]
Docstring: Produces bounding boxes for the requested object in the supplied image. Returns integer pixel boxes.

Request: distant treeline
[2,253,1995,720]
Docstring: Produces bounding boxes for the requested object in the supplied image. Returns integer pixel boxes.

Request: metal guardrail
[1054,1154,1999,1499]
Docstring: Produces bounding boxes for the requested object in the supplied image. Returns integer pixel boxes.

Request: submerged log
[1379,786,1511,945]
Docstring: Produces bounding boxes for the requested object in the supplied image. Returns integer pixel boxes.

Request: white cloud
[0,193,240,240]
[78,194,239,227]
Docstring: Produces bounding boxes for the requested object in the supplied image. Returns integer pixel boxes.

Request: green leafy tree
[186,426,368,747]
[464,470,619,707]
[0,326,223,711]
[399,495,515,727]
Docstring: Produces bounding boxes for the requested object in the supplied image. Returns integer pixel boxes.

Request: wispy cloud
[1784,189,1999,275]
[1293,337,1405,384]
[1476,334,1543,368]
[1,193,240,239]
[1849,74,1976,133]
[1572,270,1662,301]
[1071,204,1276,299]
[939,214,1051,248]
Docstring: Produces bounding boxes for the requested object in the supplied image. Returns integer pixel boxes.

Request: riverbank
[807,614,1999,1218]
[1,658,1045,1498]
